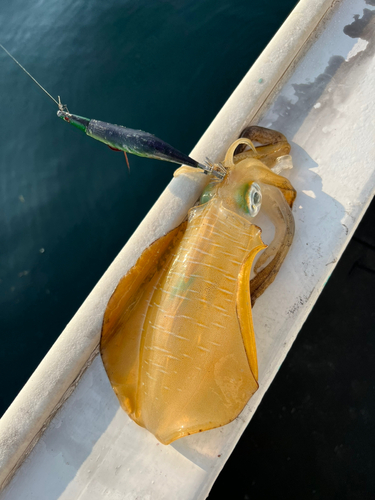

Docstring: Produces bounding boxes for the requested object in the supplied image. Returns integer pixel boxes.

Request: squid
[100,126,296,444]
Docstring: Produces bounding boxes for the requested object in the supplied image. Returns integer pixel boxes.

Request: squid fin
[100,222,187,420]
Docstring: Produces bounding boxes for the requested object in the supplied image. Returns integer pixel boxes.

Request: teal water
[0,0,297,415]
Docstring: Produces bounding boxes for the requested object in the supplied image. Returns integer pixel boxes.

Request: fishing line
[0,44,67,111]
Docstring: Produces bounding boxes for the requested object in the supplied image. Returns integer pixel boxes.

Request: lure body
[57,111,224,177]
[87,119,199,167]
[101,126,296,445]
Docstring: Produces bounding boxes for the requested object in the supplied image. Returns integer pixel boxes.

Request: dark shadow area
[210,197,375,499]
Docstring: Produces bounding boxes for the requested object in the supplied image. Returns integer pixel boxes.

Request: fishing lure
[0,44,224,179]
[101,126,296,444]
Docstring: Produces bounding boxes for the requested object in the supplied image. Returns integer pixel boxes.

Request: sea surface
[0,0,298,416]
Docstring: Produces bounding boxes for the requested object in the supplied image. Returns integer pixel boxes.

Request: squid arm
[250,184,295,305]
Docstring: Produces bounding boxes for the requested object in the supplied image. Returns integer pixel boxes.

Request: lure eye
[246,182,262,217]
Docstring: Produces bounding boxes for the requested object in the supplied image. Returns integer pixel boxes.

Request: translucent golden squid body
[101,126,296,444]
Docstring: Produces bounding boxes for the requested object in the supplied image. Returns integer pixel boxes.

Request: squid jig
[0,44,225,179]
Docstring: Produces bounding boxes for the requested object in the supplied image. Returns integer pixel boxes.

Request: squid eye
[246,182,262,217]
